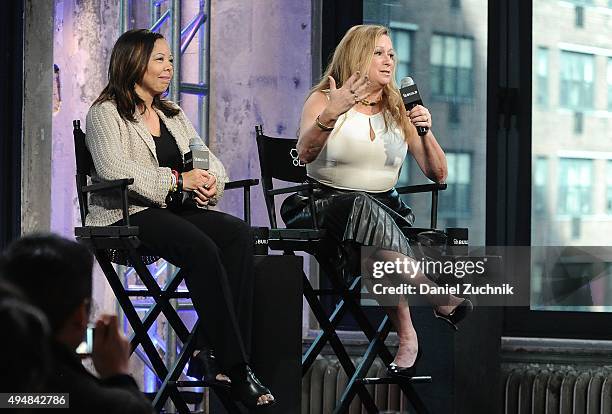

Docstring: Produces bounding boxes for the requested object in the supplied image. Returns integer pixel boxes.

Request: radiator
[302,356,411,414]
[503,367,612,413]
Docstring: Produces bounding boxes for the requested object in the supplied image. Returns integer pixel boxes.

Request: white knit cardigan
[84,100,228,227]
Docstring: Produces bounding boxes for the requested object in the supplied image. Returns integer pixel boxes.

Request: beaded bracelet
[170,170,179,193]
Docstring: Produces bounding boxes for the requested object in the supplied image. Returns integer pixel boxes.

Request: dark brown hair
[0,233,93,332]
[93,29,179,121]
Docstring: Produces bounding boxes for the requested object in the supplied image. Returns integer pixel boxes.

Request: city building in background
[531,0,612,310]
[364,0,488,245]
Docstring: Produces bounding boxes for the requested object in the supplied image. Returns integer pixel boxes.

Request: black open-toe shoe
[433,298,473,331]
[387,348,422,379]
[229,364,275,408]
[186,348,231,385]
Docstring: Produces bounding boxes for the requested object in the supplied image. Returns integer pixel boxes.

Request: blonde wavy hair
[310,25,411,141]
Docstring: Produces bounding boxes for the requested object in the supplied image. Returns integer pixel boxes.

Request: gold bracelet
[315,115,335,131]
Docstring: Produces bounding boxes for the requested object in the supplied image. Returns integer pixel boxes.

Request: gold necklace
[359,97,381,106]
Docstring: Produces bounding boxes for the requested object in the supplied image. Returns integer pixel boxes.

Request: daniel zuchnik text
[371,283,514,296]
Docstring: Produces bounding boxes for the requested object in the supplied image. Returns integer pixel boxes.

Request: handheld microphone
[183,137,210,204]
[184,136,210,171]
[400,76,429,136]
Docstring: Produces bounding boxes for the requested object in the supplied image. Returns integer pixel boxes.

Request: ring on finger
[353,94,359,103]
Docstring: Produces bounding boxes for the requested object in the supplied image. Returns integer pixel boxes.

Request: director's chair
[73,119,258,413]
[255,124,452,414]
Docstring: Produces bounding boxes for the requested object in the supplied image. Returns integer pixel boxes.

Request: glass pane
[444,36,458,67]
[532,0,612,312]
[536,47,549,107]
[458,38,472,68]
[393,30,411,63]
[431,35,443,65]
[390,27,412,83]
[364,0,487,240]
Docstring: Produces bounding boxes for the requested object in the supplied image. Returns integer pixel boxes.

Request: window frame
[556,157,594,216]
[0,0,23,250]
[430,32,475,103]
[559,50,595,111]
[490,0,612,339]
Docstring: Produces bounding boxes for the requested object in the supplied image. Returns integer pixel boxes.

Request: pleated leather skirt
[280,179,417,258]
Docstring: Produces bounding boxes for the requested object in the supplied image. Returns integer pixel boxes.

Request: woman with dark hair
[283,25,472,378]
[86,29,274,408]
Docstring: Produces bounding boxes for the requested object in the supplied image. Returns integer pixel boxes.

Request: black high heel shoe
[433,298,473,331]
[186,348,231,385]
[387,348,422,379]
[229,364,275,408]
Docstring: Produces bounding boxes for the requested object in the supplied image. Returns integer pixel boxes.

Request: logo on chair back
[290,148,306,167]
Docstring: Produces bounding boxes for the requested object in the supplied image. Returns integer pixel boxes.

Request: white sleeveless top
[307,108,408,192]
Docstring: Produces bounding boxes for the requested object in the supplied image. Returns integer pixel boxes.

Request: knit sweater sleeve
[86,103,172,207]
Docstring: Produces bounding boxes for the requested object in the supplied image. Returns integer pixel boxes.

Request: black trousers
[126,206,253,370]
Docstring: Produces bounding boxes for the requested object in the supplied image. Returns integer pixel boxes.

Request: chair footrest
[172,380,231,389]
[75,225,139,238]
[357,376,433,384]
[125,289,191,299]
[269,228,325,240]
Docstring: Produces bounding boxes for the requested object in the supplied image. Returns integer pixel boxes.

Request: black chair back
[255,125,307,228]
[73,120,92,226]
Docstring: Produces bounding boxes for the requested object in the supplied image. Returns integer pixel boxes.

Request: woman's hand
[408,105,432,130]
[322,72,370,121]
[193,185,217,206]
[181,169,217,206]
[181,169,214,191]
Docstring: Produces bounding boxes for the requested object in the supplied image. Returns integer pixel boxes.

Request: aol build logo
[290,148,306,167]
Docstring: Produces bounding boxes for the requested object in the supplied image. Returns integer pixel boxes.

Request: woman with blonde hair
[282,24,472,377]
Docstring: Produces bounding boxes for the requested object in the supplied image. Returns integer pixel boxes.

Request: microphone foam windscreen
[400,76,415,88]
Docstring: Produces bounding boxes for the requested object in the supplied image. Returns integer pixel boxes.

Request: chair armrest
[221,178,259,224]
[267,182,320,229]
[225,178,259,190]
[396,182,447,229]
[267,183,315,196]
[80,178,133,226]
[82,178,134,193]
[396,183,447,194]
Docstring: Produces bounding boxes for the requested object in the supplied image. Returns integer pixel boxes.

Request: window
[536,47,549,107]
[389,25,413,85]
[558,158,593,215]
[430,34,473,100]
[575,5,585,28]
[608,58,612,111]
[559,51,594,110]
[533,157,548,215]
[606,161,612,214]
[440,152,471,216]
[364,0,486,246]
